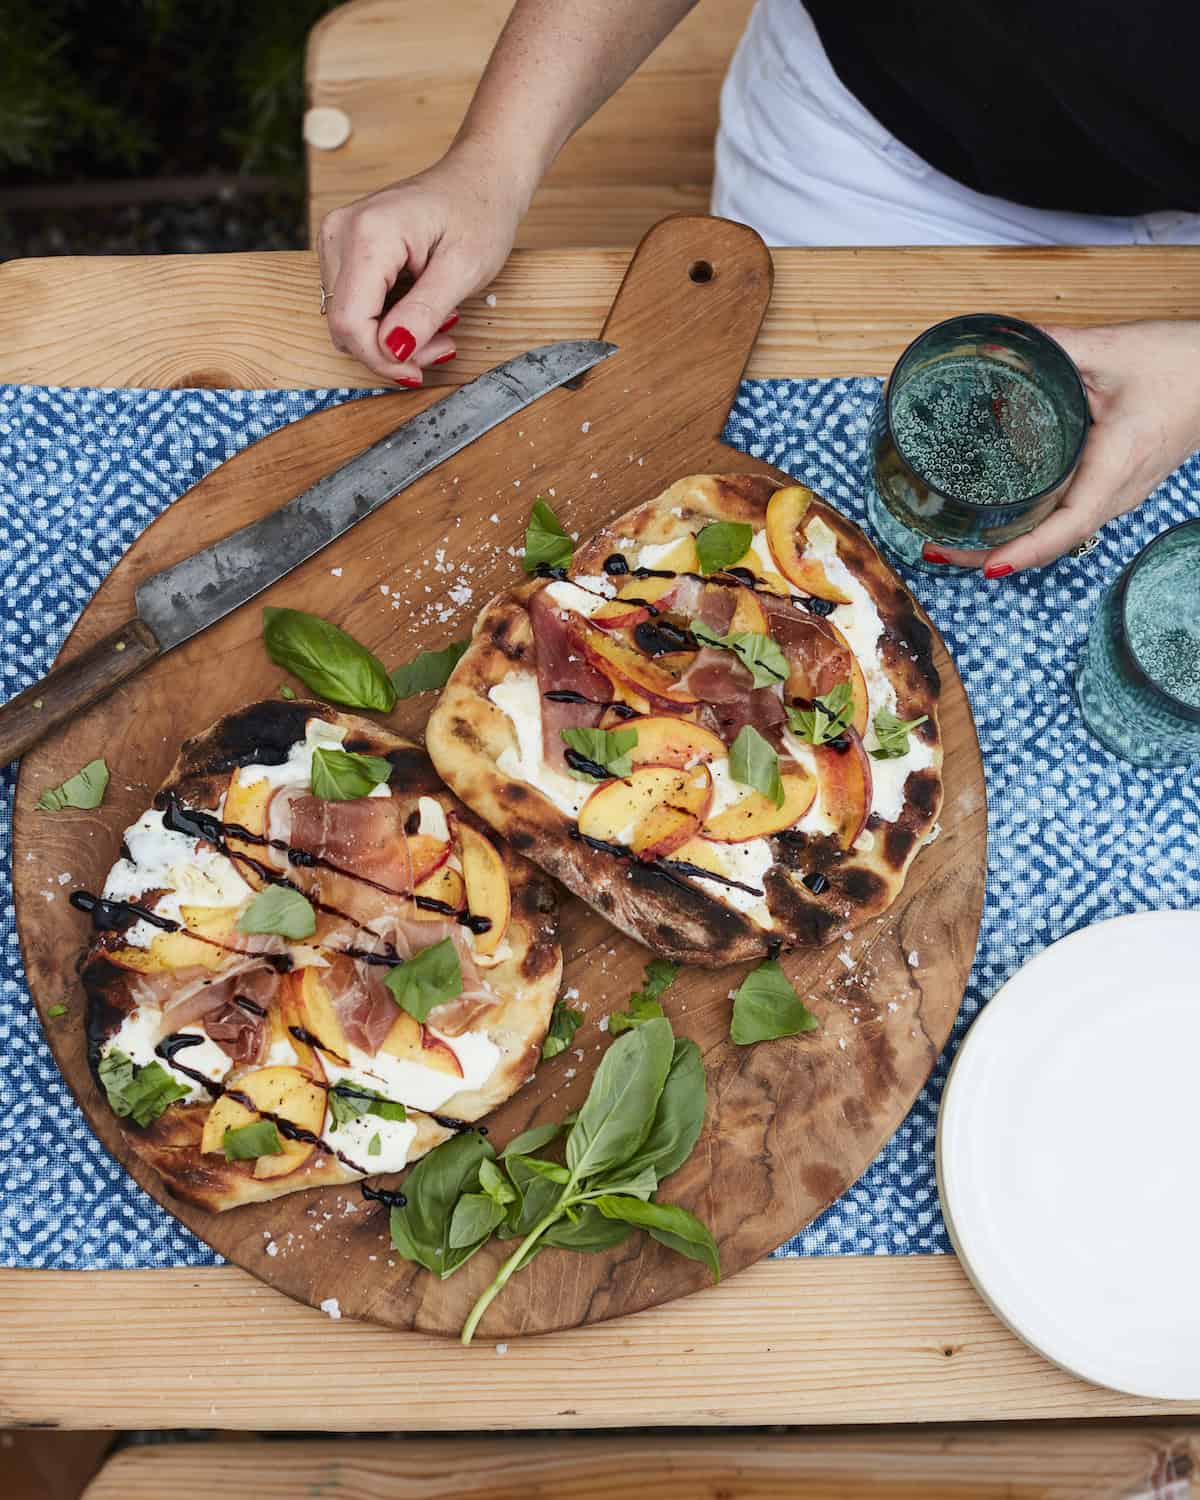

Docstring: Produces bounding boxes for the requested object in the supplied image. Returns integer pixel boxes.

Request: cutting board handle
[0,619,160,766]
[597,214,773,439]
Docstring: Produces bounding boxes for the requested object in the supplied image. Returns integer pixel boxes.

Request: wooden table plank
[3,240,1199,1429]
[81,1427,1200,1499]
[1,245,1196,391]
[2,1260,1196,1430]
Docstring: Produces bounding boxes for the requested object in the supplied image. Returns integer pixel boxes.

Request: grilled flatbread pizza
[78,701,561,1212]
[427,474,942,966]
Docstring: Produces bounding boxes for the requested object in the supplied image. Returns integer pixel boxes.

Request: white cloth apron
[712,0,1200,247]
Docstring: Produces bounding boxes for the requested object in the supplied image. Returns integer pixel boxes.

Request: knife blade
[0,339,616,765]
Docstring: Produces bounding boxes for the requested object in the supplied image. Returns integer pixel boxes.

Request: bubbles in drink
[1125,546,1200,707]
[891,356,1067,505]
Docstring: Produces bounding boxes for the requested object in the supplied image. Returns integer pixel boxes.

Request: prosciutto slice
[323,953,399,1055]
[277,790,413,893]
[530,590,611,768]
[139,959,281,1068]
[677,646,787,748]
[760,595,852,700]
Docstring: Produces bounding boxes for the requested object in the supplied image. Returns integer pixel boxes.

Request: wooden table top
[2,242,1197,1431]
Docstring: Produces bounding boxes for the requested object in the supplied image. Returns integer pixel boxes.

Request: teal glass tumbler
[865,314,1090,571]
[1076,520,1200,766]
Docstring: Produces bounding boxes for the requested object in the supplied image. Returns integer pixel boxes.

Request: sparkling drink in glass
[866,314,1090,569]
[1077,519,1200,766]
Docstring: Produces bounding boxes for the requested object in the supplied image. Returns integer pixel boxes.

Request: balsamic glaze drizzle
[360,1182,407,1209]
[70,890,178,933]
[563,749,613,782]
[544,690,637,721]
[569,830,765,900]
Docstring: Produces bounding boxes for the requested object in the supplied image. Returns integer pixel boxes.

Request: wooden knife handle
[0,618,161,766]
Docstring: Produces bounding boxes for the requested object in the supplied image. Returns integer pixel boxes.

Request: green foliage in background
[0,0,344,184]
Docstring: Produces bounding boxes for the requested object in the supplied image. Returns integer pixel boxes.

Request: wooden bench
[303,0,754,247]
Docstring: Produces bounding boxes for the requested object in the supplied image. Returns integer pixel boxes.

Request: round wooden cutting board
[13,217,986,1338]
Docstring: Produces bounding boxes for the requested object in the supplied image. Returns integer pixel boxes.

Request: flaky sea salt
[907,950,919,967]
[265,1241,278,1257]
[495,1342,508,1355]
[485,293,497,307]
[331,567,342,577]
[320,1298,341,1320]
[580,421,590,433]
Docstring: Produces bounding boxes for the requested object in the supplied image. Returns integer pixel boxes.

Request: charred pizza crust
[427,474,942,965]
[81,701,561,1213]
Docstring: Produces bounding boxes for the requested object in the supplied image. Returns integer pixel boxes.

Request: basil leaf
[522,498,574,574]
[504,1155,563,1236]
[607,993,663,1036]
[223,1120,283,1161]
[368,1132,382,1156]
[383,936,461,1023]
[540,1206,634,1253]
[37,758,109,812]
[560,726,638,781]
[279,684,296,700]
[593,1195,720,1281]
[608,957,681,1035]
[541,1001,583,1059]
[389,640,469,699]
[448,1192,506,1250]
[622,1037,706,1182]
[389,1132,496,1277]
[327,1083,407,1129]
[519,1156,570,1184]
[728,724,784,809]
[730,960,819,1044]
[47,1004,68,1019]
[310,746,392,801]
[237,884,316,940]
[500,1122,562,1159]
[579,1163,659,1201]
[97,1049,190,1128]
[478,1157,517,1207]
[871,708,929,760]
[695,521,754,576]
[690,622,787,687]
[786,680,855,746]
[262,607,396,712]
[566,1017,674,1180]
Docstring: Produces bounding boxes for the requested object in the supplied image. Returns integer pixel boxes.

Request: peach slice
[666,836,733,878]
[271,972,321,1076]
[766,486,853,604]
[407,834,453,889]
[701,769,818,842]
[577,621,698,709]
[221,771,276,890]
[728,588,769,635]
[102,924,228,974]
[381,1009,464,1079]
[412,864,467,919]
[814,730,873,849]
[201,1063,327,1180]
[457,823,511,956]
[627,716,727,769]
[631,764,714,860]
[294,966,352,1061]
[578,764,713,861]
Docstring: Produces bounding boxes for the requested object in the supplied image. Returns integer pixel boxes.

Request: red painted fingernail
[433,350,457,365]
[395,376,422,388]
[984,563,1014,579]
[385,326,416,361]
[439,313,459,333]
[922,545,951,564]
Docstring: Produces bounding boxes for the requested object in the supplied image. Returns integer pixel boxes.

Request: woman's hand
[924,320,1200,577]
[317,139,531,386]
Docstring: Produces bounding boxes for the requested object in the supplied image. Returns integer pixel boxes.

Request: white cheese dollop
[325,1111,418,1174]
[103,806,255,948]
[103,1016,230,1105]
[544,574,615,618]
[489,672,591,817]
[323,1027,499,1116]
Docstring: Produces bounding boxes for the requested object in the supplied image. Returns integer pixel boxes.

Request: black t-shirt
[804,0,1199,215]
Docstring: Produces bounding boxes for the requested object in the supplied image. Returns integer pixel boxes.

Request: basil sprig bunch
[389,1018,716,1344]
[97,1048,190,1127]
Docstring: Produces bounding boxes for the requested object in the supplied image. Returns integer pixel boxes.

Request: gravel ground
[0,192,306,260]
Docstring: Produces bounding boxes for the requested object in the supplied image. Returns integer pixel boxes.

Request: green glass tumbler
[1076,520,1200,766]
[866,314,1090,570]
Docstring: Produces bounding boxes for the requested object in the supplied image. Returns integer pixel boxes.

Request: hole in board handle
[688,260,715,284]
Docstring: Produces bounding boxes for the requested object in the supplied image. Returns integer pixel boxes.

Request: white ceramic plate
[937,910,1200,1400]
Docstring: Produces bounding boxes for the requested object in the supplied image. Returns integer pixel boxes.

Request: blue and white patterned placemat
[2,379,1197,1269]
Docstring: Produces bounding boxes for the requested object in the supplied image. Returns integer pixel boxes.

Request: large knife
[0,340,616,765]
